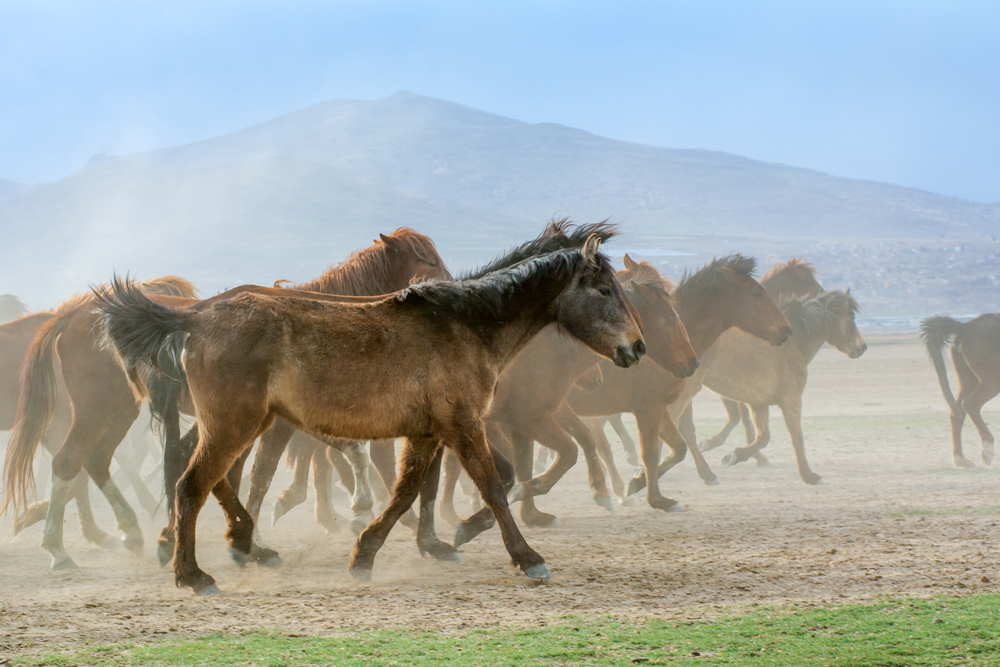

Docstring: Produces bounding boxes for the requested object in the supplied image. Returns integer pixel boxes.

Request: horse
[568,254,792,511]
[696,289,866,484]
[438,264,696,536]
[237,219,620,563]
[921,314,1000,468]
[96,236,645,595]
[695,257,824,455]
[1,278,197,570]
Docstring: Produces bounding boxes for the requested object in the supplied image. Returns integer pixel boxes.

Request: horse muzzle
[672,356,699,379]
[614,339,646,368]
[769,325,793,346]
[849,342,868,359]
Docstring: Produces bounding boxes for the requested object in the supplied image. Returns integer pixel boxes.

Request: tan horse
[1,278,197,570]
[699,289,866,484]
[570,254,792,511]
[921,314,1000,468]
[97,238,645,595]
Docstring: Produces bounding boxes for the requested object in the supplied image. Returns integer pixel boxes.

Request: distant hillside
[2,91,997,308]
[0,178,31,200]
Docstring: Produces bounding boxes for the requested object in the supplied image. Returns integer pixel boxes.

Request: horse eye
[428,260,439,268]
[598,286,613,297]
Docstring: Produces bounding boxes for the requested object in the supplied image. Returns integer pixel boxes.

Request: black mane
[401,247,610,322]
[459,218,617,281]
[780,289,860,336]
[674,253,757,300]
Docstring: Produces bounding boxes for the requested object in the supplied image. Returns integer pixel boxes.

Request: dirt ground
[3,334,999,657]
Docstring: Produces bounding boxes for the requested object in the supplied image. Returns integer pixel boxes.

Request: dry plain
[2,334,998,658]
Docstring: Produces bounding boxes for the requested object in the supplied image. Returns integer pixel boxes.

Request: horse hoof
[198,584,222,597]
[704,476,721,486]
[439,551,465,564]
[454,523,478,548]
[271,499,291,527]
[721,453,738,467]
[350,518,372,537]
[524,515,561,529]
[806,477,825,486]
[51,555,78,571]
[229,548,253,568]
[755,457,773,468]
[102,536,126,551]
[350,567,372,583]
[954,457,976,469]
[666,504,685,513]
[508,483,528,503]
[594,496,615,512]
[625,455,639,467]
[525,564,551,580]
[984,445,995,466]
[626,479,644,497]
[157,543,174,568]
[123,537,144,557]
[621,494,641,507]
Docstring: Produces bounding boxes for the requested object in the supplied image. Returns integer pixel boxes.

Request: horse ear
[378,233,398,250]
[582,234,601,266]
[630,280,653,301]
[623,254,639,273]
[845,287,851,296]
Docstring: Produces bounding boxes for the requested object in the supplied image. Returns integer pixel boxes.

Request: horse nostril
[782,325,793,337]
[633,340,646,358]
[689,357,700,371]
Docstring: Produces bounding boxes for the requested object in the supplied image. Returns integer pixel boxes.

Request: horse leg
[700,397,743,452]
[607,413,639,466]
[174,411,269,596]
[272,432,314,525]
[326,447,355,497]
[213,474,282,569]
[370,438,416,529]
[507,429,558,528]
[312,443,348,534]
[778,397,822,485]
[579,416,625,499]
[349,437,443,580]
[507,417,579,503]
[533,442,550,475]
[722,405,772,466]
[158,423,198,567]
[439,449,464,527]
[243,418,294,530]
[960,376,999,466]
[676,404,719,485]
[451,422,548,578]
[331,440,376,536]
[114,429,159,516]
[413,446,463,562]
[71,472,119,548]
[454,443,515,548]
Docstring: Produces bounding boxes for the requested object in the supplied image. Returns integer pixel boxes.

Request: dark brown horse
[569,255,792,511]
[97,237,644,595]
[150,229,451,564]
[921,314,1000,468]
[1,278,197,570]
[238,219,620,563]
[695,257,824,456]
[699,289,866,484]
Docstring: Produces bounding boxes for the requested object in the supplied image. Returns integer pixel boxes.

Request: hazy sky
[2,1,998,203]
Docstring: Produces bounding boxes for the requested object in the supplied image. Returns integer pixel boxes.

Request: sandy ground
[2,334,999,658]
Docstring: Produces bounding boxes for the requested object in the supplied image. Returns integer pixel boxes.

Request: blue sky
[1,1,998,202]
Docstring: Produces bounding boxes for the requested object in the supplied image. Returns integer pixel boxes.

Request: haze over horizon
[2,2,998,203]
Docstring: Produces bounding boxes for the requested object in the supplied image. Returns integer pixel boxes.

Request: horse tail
[93,276,190,400]
[920,315,963,412]
[1,314,67,518]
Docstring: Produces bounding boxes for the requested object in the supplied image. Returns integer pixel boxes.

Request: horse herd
[0,220,995,597]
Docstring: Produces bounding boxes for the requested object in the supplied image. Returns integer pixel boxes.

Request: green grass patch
[22,594,1000,666]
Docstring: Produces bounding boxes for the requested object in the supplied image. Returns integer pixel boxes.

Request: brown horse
[696,289,866,484]
[97,236,644,595]
[1,297,112,547]
[569,255,792,511]
[495,261,696,527]
[1,277,197,570]
[149,229,451,564]
[238,219,620,563]
[921,314,1000,468]
[695,257,824,455]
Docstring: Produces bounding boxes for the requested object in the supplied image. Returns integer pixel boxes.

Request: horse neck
[294,251,398,296]
[791,321,834,363]
[674,294,734,356]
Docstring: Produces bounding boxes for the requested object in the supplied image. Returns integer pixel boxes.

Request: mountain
[0,178,32,201]
[2,91,997,310]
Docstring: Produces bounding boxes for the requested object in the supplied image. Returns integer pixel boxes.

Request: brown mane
[780,290,860,337]
[761,258,822,299]
[291,228,441,296]
[674,254,757,301]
